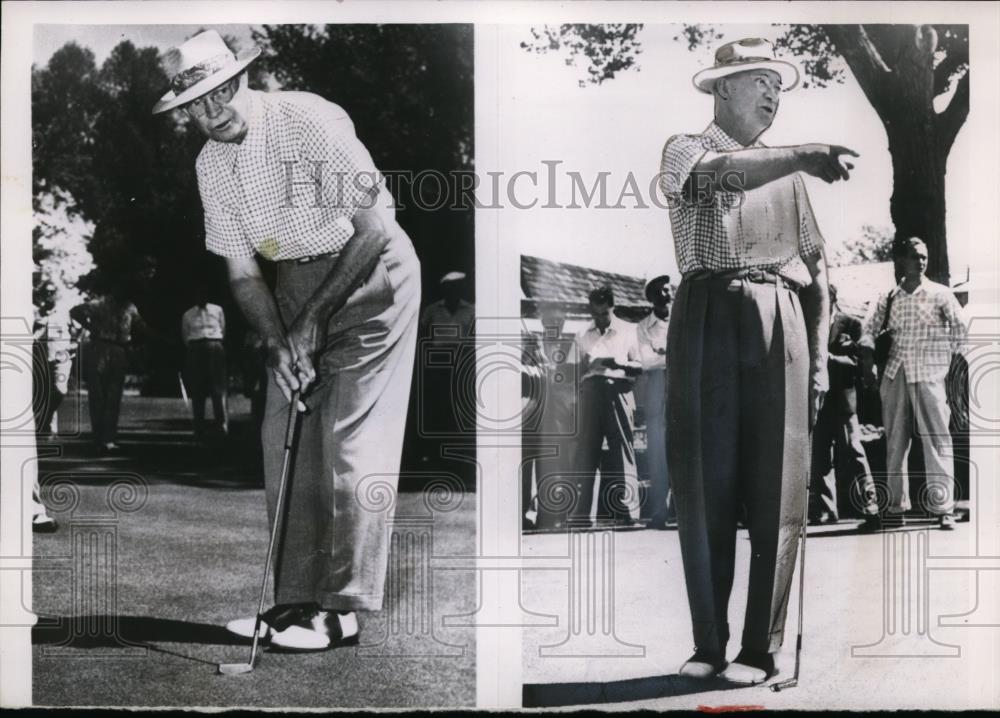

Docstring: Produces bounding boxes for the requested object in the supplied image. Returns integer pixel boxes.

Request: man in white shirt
[859,237,967,530]
[636,275,674,529]
[181,294,229,438]
[572,286,642,526]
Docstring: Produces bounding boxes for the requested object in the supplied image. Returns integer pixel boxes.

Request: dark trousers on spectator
[82,339,127,446]
[571,378,640,523]
[184,338,229,435]
[667,277,809,656]
[810,401,878,520]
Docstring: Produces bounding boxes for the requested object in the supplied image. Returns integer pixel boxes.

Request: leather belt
[683,268,802,292]
[289,251,338,265]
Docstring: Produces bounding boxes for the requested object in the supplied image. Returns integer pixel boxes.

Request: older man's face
[722,69,782,134]
[185,75,250,143]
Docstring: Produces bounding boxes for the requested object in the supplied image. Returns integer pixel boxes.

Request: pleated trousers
[263,232,420,612]
[666,276,809,655]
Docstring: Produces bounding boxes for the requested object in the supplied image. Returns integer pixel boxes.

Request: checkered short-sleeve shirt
[659,122,823,285]
[860,280,968,383]
[196,90,383,261]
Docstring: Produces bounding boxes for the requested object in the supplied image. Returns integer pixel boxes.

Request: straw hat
[692,38,799,94]
[152,30,260,114]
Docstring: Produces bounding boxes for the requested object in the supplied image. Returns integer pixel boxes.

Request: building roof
[521,254,657,321]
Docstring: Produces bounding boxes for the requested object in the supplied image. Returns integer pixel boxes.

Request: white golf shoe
[224,603,318,641]
[269,608,360,652]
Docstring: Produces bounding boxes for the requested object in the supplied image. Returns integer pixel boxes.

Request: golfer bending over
[154,31,420,651]
[659,38,855,683]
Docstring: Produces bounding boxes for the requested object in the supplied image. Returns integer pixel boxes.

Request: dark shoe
[881,513,906,528]
[678,648,727,678]
[646,517,668,531]
[858,515,883,533]
[938,514,956,531]
[32,514,58,533]
[808,512,837,526]
[269,607,360,652]
[720,648,778,685]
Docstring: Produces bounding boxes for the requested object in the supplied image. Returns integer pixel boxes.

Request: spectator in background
[418,271,475,466]
[420,271,475,345]
[181,291,229,439]
[572,286,642,526]
[860,237,968,530]
[946,284,971,521]
[33,318,76,438]
[636,275,674,529]
[521,300,579,531]
[809,283,881,532]
[70,288,146,453]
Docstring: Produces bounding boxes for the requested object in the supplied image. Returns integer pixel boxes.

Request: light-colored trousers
[643,367,672,522]
[879,367,955,515]
[263,232,420,612]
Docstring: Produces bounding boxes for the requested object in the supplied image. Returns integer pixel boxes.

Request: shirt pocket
[916,301,942,330]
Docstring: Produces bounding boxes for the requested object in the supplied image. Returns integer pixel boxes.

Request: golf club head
[770,678,798,692]
[218,662,254,676]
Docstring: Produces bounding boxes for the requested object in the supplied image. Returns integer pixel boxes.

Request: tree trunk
[825,25,952,285]
[882,27,950,284]
[885,119,950,284]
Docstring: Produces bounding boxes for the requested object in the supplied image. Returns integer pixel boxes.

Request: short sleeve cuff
[660,134,710,197]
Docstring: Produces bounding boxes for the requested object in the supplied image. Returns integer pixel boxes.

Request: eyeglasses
[183,77,239,118]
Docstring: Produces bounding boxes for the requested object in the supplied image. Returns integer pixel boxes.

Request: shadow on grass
[523,674,743,707]
[33,614,246,657]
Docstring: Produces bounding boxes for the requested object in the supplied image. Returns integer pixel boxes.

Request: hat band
[171,53,236,93]
[719,55,772,66]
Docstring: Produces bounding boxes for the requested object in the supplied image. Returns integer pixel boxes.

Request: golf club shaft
[792,432,812,683]
[247,388,301,666]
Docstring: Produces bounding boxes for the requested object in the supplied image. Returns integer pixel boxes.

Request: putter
[771,431,813,692]
[219,388,301,676]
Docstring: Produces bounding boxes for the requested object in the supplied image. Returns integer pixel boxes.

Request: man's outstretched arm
[693,144,859,194]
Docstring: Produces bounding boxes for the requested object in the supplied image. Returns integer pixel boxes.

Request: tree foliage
[521,24,643,86]
[832,224,895,266]
[252,24,475,289]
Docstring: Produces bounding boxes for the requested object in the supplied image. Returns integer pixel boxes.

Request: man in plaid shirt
[859,237,967,529]
[154,31,421,651]
[658,38,858,684]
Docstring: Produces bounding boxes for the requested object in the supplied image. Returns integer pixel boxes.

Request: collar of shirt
[583,314,624,339]
[703,121,766,152]
[897,280,929,297]
[208,90,265,173]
